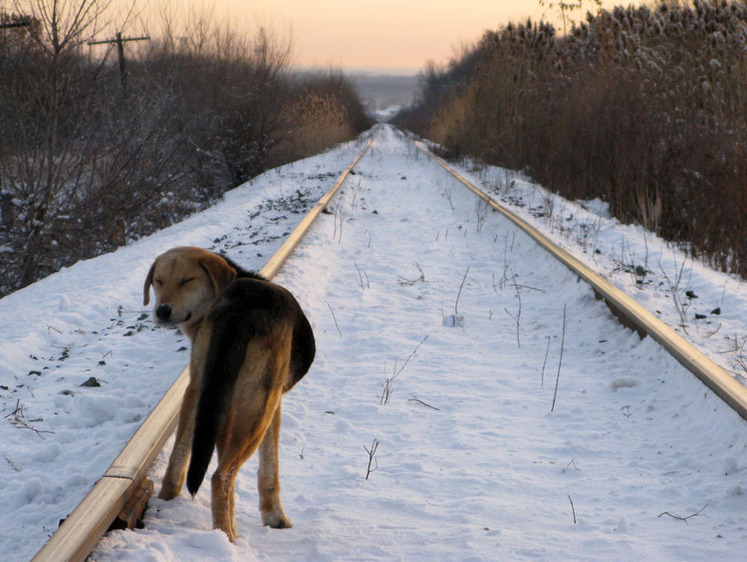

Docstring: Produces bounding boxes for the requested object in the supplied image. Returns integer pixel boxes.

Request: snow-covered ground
[1,125,746,561]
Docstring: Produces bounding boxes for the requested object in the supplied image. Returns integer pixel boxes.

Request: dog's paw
[262,509,293,529]
[157,481,181,501]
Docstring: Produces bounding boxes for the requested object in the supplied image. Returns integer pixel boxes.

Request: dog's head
[143,247,237,335]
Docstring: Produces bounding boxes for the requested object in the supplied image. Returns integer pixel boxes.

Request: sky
[126,0,641,73]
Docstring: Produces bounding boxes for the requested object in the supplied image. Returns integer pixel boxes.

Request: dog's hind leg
[258,402,292,528]
[159,376,200,500]
[211,460,240,542]
[212,387,284,542]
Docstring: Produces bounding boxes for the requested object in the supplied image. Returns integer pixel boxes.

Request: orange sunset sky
[123,0,643,72]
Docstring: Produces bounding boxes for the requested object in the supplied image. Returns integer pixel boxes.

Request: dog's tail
[186,319,249,497]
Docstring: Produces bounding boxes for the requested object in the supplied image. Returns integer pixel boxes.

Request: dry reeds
[399,0,747,278]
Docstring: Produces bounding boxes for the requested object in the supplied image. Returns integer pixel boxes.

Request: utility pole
[255,26,267,65]
[88,33,150,99]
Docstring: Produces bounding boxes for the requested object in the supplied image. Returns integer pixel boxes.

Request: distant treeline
[395,0,747,278]
[0,3,371,297]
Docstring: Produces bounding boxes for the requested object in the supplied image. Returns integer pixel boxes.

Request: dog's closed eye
[181,278,196,286]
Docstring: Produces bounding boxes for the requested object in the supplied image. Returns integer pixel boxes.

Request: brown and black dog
[143,246,315,542]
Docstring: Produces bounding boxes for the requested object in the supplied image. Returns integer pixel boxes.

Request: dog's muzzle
[155,304,172,323]
[155,304,192,325]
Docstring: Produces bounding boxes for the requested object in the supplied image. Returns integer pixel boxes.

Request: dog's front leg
[257,402,292,528]
[158,376,200,500]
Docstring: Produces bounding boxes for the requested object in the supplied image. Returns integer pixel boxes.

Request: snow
[1,125,746,561]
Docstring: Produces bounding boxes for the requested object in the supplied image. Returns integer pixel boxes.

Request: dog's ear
[200,253,237,296]
[143,261,156,305]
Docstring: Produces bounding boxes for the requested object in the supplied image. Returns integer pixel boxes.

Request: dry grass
[399,0,747,278]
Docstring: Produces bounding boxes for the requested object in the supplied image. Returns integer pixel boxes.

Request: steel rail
[416,141,747,421]
[32,139,372,562]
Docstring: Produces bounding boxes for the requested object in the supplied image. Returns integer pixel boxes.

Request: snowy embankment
[1,125,746,561]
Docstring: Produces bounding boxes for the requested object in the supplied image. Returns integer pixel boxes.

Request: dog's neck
[180,317,204,342]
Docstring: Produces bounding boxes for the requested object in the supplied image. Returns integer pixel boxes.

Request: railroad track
[415,141,747,421]
[31,133,747,560]
[31,141,372,562]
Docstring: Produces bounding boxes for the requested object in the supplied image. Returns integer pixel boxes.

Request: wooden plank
[105,367,190,481]
[32,368,189,562]
[32,139,372,561]
[113,479,154,530]
[32,477,133,562]
[417,142,747,420]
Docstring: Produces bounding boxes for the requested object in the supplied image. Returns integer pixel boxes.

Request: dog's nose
[156,304,172,322]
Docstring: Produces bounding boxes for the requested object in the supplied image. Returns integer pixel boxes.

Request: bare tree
[0,0,120,288]
[0,1,369,296]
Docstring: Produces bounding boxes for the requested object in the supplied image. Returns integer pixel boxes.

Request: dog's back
[221,256,315,387]
[186,276,315,497]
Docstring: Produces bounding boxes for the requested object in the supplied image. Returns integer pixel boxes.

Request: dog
[143,246,315,542]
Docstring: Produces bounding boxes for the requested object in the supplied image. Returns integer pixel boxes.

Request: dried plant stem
[541,335,551,387]
[354,261,370,289]
[658,250,691,333]
[658,504,708,524]
[4,399,54,439]
[551,305,567,412]
[504,270,522,348]
[568,494,577,524]
[398,262,425,285]
[454,266,470,316]
[364,438,380,480]
[380,335,429,405]
[327,302,342,337]
[408,396,440,410]
[475,198,488,233]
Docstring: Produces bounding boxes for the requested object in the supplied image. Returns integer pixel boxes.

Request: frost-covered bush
[0,4,370,297]
[399,0,747,277]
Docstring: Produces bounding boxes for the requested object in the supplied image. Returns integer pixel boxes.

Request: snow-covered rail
[30,140,372,562]
[416,141,747,421]
[28,131,747,561]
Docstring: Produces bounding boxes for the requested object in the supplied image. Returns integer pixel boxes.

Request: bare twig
[408,396,440,410]
[454,266,470,317]
[720,334,747,379]
[568,494,577,524]
[498,232,516,290]
[475,198,489,233]
[327,302,342,337]
[332,205,345,244]
[658,250,692,333]
[4,456,21,473]
[398,262,425,286]
[504,269,522,348]
[364,438,380,480]
[514,283,545,293]
[4,399,54,439]
[700,322,722,339]
[443,189,455,211]
[380,371,395,405]
[551,305,567,412]
[395,336,429,378]
[381,335,429,404]
[541,335,551,387]
[354,261,370,290]
[658,504,708,524]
